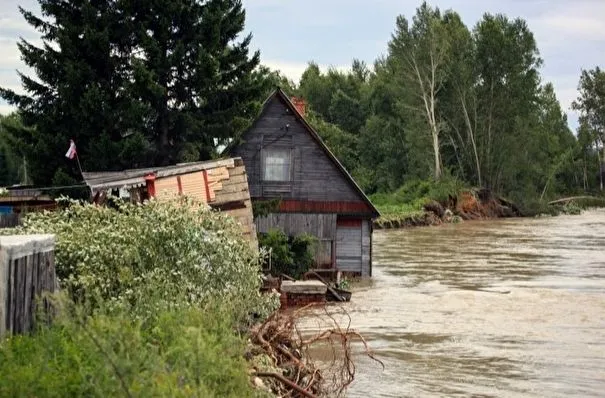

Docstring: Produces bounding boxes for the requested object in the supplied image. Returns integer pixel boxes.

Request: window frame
[262,146,292,182]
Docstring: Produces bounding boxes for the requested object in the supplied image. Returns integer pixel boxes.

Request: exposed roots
[248,304,384,397]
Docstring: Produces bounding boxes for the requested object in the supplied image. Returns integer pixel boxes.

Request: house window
[263,148,291,181]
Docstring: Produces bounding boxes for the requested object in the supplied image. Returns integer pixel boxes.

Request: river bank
[373,189,605,229]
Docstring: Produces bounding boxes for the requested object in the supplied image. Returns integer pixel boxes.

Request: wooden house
[0,186,57,228]
[82,157,257,246]
[231,88,379,277]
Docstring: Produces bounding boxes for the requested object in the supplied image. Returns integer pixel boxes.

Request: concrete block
[280,280,327,295]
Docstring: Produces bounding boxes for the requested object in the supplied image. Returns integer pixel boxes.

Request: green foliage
[1,0,265,185]
[252,198,281,219]
[0,301,258,397]
[258,229,317,279]
[0,197,282,397]
[573,67,605,191]
[0,113,23,186]
[295,5,588,203]
[337,278,350,290]
[4,197,274,320]
[372,175,467,208]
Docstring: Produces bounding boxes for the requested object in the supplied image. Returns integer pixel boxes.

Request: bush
[258,230,317,279]
[3,197,276,320]
[0,300,259,397]
[370,175,467,217]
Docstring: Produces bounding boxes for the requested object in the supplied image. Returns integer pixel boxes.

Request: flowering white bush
[0,187,8,197]
[4,197,278,318]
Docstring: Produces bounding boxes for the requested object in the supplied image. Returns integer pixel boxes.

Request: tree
[1,0,264,186]
[471,14,543,195]
[573,67,605,191]
[0,113,23,186]
[387,2,453,180]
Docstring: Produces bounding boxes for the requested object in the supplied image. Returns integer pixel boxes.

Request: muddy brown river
[318,210,605,397]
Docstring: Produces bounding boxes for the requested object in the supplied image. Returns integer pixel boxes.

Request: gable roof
[238,88,379,218]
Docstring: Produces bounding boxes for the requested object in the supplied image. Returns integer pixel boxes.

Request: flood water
[322,210,605,397]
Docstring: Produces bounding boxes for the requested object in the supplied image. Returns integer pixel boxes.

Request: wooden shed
[231,88,379,277]
[82,157,256,246]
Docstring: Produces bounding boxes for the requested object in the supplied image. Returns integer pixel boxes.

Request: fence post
[0,234,57,338]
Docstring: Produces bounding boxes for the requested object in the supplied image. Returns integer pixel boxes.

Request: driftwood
[547,196,602,205]
[304,271,345,302]
[249,304,383,397]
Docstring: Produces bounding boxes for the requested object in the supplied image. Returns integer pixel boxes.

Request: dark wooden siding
[233,96,363,203]
[255,213,336,240]
[361,219,371,276]
[336,222,362,273]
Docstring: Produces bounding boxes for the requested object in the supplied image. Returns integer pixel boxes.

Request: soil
[374,188,521,230]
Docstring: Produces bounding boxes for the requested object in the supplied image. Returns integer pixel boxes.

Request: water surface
[325,210,605,397]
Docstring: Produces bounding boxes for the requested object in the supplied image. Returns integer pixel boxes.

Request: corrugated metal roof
[83,158,237,191]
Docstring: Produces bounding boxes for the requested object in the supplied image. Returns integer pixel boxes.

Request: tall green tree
[0,113,24,186]
[387,2,454,180]
[572,67,605,191]
[471,14,543,195]
[1,0,264,186]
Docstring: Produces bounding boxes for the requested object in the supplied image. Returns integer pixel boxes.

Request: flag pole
[75,152,84,177]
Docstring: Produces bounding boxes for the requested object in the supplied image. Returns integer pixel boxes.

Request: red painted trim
[336,218,362,227]
[202,170,211,202]
[176,176,183,195]
[144,173,156,198]
[268,199,373,214]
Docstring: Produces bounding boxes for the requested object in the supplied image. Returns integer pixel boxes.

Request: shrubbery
[0,301,260,397]
[371,175,467,218]
[4,197,277,320]
[0,197,279,397]
[258,229,317,279]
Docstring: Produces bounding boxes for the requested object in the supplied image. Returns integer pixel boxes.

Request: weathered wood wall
[0,214,21,229]
[0,235,57,337]
[233,96,362,202]
[255,213,336,240]
[361,219,372,277]
[336,222,362,274]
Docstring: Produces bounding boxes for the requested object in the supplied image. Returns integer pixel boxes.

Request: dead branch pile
[248,305,384,397]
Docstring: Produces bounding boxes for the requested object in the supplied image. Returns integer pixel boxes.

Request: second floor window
[263,148,291,181]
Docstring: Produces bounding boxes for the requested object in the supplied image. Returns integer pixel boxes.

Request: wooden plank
[212,190,250,205]
[7,259,14,334]
[214,181,250,195]
[336,224,362,273]
[0,236,57,337]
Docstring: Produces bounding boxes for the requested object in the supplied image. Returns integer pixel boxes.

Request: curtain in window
[263,148,291,181]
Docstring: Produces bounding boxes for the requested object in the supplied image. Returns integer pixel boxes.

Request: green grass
[371,176,468,226]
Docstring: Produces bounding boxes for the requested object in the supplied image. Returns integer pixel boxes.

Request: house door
[335,218,362,273]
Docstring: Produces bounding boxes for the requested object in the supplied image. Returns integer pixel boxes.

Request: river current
[324,210,605,397]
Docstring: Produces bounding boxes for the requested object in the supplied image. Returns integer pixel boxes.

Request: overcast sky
[1,0,604,130]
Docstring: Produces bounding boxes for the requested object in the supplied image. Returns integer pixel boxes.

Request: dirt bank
[374,188,521,229]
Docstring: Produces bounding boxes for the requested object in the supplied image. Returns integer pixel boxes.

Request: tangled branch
[249,304,384,397]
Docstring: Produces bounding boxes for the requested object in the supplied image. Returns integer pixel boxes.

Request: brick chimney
[290,96,307,117]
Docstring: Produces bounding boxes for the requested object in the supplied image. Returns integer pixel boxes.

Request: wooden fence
[0,235,57,337]
[0,214,21,229]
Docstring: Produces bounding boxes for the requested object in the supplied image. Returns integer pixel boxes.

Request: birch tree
[573,67,605,191]
[388,2,453,180]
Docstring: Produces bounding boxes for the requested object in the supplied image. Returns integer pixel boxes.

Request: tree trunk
[432,130,441,180]
[460,94,481,186]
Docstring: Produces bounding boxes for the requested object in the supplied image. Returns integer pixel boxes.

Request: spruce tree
[1,0,264,185]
